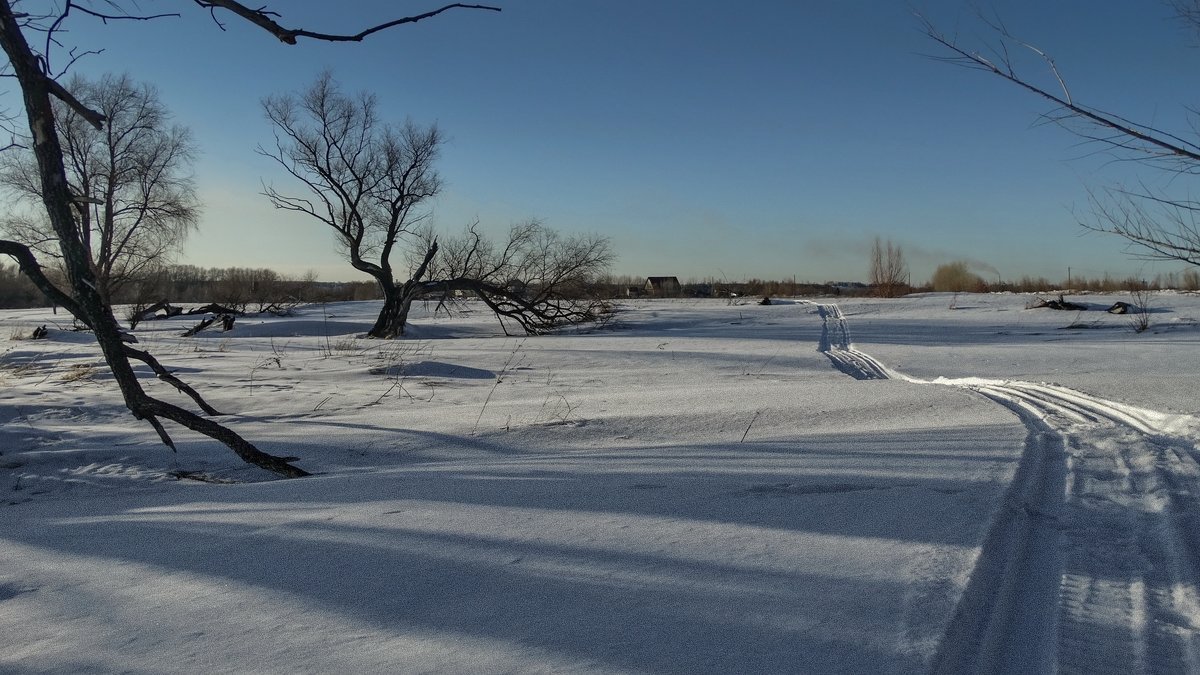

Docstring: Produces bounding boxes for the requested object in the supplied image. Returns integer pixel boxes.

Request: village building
[644,276,682,297]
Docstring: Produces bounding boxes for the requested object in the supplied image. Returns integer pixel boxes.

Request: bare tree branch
[44,73,104,128]
[920,10,1200,266]
[918,13,1200,167]
[1085,185,1200,266]
[122,344,223,415]
[69,4,179,23]
[0,237,87,319]
[195,1,500,44]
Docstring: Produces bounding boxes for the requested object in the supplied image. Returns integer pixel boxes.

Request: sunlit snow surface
[1,293,1197,673]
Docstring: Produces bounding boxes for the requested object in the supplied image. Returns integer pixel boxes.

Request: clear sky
[19,0,1200,284]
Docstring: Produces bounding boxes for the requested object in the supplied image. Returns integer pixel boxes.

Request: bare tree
[1,72,198,304]
[869,235,908,297]
[260,73,442,338]
[920,10,1200,267]
[262,74,612,338]
[0,1,500,478]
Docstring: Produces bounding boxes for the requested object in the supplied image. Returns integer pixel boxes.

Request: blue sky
[28,0,1200,284]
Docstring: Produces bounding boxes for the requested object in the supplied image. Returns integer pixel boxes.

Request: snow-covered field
[1,292,1198,674]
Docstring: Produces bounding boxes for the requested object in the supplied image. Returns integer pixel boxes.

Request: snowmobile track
[806,301,1200,674]
[805,302,891,380]
[969,380,1200,675]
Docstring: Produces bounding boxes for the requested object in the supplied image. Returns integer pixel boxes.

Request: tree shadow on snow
[0,420,1035,673]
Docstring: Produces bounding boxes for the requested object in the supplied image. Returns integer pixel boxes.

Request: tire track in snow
[803,301,1200,674]
[929,391,1066,674]
[804,302,891,380]
[950,380,1200,675]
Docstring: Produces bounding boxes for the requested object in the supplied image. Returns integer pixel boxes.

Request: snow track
[810,301,1200,674]
[807,302,891,380]
[963,380,1200,675]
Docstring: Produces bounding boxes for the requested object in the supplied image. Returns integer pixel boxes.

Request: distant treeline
[0,263,382,310]
[593,274,852,299]
[926,269,1200,295]
[131,265,381,309]
[4,265,1199,310]
[596,271,1200,299]
[0,263,42,309]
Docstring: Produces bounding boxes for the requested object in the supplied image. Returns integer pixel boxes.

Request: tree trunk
[0,2,307,478]
[365,241,440,339]
[368,283,414,338]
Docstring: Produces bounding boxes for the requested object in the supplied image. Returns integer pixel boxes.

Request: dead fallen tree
[128,300,183,329]
[1029,294,1088,311]
[186,303,243,316]
[130,301,247,329]
[181,314,237,337]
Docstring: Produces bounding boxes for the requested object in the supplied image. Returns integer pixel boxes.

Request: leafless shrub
[60,363,97,383]
[931,261,984,293]
[473,340,526,434]
[369,341,433,404]
[869,236,909,298]
[1184,269,1200,291]
[1129,289,1153,333]
[248,356,283,394]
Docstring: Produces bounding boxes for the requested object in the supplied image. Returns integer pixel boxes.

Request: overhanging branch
[0,238,89,320]
[195,1,501,44]
[44,72,105,128]
[920,10,1200,267]
[918,12,1200,167]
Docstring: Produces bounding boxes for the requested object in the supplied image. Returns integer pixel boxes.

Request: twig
[195,1,500,44]
[472,339,524,434]
[740,411,761,443]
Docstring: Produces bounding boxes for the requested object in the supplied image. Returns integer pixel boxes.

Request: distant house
[645,276,682,297]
